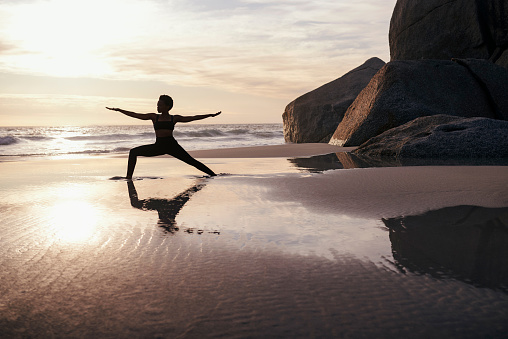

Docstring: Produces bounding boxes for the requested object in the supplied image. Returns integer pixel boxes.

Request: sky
[0,0,397,126]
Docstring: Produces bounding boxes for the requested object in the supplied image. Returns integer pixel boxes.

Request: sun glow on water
[50,200,99,244]
[42,184,104,245]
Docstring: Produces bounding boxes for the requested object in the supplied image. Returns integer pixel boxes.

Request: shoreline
[0,143,355,163]
[3,142,507,170]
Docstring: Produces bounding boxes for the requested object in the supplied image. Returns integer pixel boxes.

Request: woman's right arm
[106,107,156,121]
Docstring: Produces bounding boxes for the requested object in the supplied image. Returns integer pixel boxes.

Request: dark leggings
[127,137,215,177]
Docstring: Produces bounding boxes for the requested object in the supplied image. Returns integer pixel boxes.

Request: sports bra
[153,114,175,131]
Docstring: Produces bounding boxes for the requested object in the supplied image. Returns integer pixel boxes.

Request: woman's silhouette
[107,95,220,179]
[127,180,206,233]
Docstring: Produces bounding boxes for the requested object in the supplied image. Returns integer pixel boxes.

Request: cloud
[100,0,395,98]
[0,40,17,54]
[176,0,273,12]
[0,0,397,124]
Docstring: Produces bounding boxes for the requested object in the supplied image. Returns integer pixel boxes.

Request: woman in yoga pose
[106,95,220,179]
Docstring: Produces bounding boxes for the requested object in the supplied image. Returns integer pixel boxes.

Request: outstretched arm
[174,111,221,123]
[106,107,156,121]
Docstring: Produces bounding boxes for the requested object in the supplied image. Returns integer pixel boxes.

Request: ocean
[0,123,284,159]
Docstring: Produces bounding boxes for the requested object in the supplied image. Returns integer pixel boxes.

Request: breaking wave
[0,136,18,145]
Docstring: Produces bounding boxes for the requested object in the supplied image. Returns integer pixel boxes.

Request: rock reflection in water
[338,152,508,168]
[383,206,508,292]
[289,152,508,173]
[288,153,344,172]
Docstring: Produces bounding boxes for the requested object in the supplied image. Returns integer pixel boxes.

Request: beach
[1,144,508,338]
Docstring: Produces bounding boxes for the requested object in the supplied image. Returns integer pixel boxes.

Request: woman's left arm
[174,111,221,123]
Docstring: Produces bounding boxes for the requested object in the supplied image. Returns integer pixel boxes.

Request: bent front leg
[126,150,137,179]
[127,144,163,179]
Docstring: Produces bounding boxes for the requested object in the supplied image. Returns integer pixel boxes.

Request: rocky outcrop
[329,59,508,147]
[389,0,508,69]
[452,58,508,120]
[353,115,508,159]
[282,57,385,143]
[283,1,508,149]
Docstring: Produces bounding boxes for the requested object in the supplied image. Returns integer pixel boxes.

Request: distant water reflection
[383,206,508,292]
[289,152,508,172]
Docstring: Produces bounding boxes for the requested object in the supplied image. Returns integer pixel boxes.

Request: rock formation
[282,57,385,143]
[329,59,508,147]
[283,0,508,158]
[389,0,508,69]
[353,115,508,159]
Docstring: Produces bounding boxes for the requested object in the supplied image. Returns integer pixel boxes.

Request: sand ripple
[1,159,508,337]
[2,206,508,338]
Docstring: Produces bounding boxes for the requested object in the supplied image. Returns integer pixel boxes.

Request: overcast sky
[0,0,397,125]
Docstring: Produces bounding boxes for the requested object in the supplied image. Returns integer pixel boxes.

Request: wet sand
[1,144,508,338]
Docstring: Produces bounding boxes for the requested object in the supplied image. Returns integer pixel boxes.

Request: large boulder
[282,57,385,143]
[353,115,508,159]
[452,58,508,120]
[329,59,508,147]
[389,0,508,69]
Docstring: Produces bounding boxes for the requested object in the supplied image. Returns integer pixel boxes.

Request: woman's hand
[106,107,121,112]
[211,111,221,117]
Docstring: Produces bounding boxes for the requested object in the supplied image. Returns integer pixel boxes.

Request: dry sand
[1,144,507,338]
[189,143,357,158]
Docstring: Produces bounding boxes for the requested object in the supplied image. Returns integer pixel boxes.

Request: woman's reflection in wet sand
[127,180,215,234]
